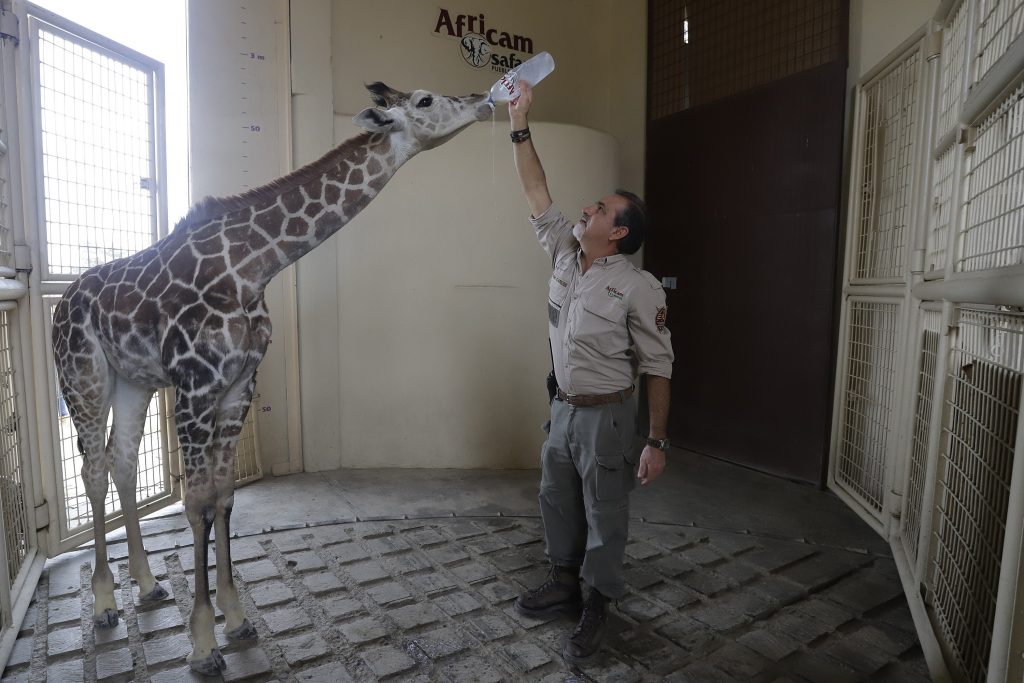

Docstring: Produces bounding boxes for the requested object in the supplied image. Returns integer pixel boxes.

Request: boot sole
[514,599,583,619]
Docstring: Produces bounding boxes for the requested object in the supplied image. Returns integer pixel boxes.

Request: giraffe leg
[177,392,226,675]
[107,378,167,603]
[82,439,118,628]
[58,342,117,628]
[185,493,224,675]
[212,376,257,640]
[216,503,256,639]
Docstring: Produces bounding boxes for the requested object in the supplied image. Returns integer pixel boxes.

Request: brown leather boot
[515,565,582,617]
[563,588,609,664]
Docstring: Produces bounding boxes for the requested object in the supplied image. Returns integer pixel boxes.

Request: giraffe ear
[353,108,398,132]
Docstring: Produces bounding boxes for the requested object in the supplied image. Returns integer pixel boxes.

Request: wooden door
[645,60,847,484]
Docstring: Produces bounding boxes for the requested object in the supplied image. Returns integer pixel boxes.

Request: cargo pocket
[595,452,628,501]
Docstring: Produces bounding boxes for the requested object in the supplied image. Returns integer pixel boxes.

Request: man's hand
[637,445,666,485]
[509,81,534,129]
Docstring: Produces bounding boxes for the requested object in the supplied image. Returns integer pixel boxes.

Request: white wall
[328,0,647,190]
[848,0,940,86]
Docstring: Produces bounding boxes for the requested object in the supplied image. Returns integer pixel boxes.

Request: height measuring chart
[186,0,293,467]
[188,1,289,197]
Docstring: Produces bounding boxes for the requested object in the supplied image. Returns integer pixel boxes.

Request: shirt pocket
[579,296,628,352]
[547,267,572,326]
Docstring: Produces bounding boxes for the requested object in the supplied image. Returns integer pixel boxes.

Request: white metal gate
[0,1,44,670]
[0,2,269,664]
[830,0,1024,680]
[24,6,179,554]
[0,9,270,661]
[21,5,263,558]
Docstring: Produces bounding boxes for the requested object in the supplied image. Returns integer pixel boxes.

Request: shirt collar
[577,251,628,268]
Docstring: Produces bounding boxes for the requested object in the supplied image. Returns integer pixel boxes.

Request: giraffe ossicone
[51,82,492,676]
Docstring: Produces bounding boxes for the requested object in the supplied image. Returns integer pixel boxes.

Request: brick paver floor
[1,511,931,682]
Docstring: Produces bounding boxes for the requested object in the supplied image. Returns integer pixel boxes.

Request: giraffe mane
[173,131,378,233]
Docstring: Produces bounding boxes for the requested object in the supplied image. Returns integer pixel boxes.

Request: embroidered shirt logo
[606,286,624,300]
[655,306,668,333]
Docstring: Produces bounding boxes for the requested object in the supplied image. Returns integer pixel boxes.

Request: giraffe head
[353,82,493,154]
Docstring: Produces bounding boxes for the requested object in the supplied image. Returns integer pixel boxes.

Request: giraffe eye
[416,95,433,108]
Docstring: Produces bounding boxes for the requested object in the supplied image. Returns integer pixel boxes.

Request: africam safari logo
[459,34,491,68]
[434,8,535,72]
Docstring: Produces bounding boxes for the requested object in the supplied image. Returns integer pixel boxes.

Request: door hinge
[14,244,31,273]
[911,248,925,274]
[34,502,49,531]
[961,126,977,153]
[925,27,943,61]
[0,10,19,46]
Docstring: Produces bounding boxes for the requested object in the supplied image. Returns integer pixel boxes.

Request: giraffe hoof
[188,648,227,676]
[93,608,119,629]
[226,618,258,641]
[140,583,169,602]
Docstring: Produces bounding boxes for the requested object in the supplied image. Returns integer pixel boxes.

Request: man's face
[573,194,629,251]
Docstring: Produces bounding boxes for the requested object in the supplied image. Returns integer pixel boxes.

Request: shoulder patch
[656,306,668,333]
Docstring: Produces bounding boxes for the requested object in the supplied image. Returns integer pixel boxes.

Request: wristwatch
[645,436,670,450]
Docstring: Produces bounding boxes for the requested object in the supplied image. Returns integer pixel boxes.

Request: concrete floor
[0,449,930,682]
[255,451,890,554]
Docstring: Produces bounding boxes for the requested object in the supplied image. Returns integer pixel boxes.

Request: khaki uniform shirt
[532,203,674,395]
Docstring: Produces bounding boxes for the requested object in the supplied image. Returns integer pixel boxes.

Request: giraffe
[51,82,493,676]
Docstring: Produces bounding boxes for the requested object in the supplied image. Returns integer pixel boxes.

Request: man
[509,82,674,664]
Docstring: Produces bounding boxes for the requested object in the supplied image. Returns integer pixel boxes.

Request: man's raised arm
[509,82,553,219]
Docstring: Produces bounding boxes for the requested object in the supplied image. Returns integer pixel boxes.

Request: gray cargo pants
[539,394,638,599]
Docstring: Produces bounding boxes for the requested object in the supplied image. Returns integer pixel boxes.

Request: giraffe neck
[189,132,409,293]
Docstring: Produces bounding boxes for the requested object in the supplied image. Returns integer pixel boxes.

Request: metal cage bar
[24,8,180,551]
[937,0,971,142]
[900,307,943,568]
[0,310,28,590]
[972,0,1024,87]
[234,404,263,486]
[0,7,46,666]
[927,143,960,276]
[957,80,1024,272]
[29,17,157,280]
[835,2,1024,680]
[834,299,902,517]
[928,307,1023,683]
[852,46,924,282]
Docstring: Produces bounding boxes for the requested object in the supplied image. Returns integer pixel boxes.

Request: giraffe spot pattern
[285,216,307,237]
[281,187,304,213]
[324,183,341,206]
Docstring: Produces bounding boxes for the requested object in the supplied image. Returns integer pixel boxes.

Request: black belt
[555,386,633,407]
